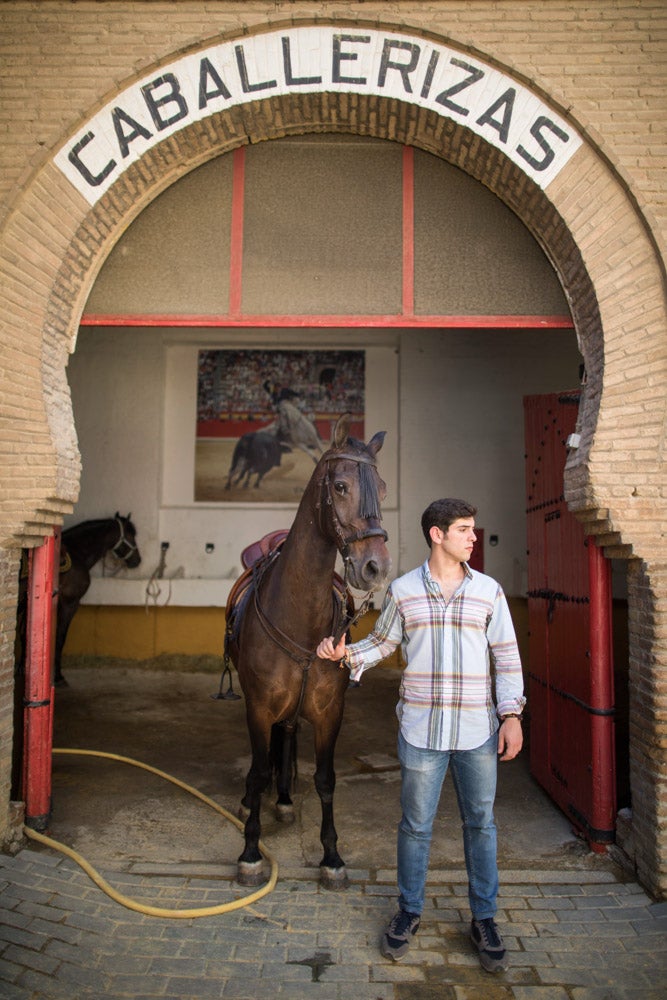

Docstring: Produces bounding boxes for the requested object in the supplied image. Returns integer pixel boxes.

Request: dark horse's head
[112,512,142,569]
[315,414,392,592]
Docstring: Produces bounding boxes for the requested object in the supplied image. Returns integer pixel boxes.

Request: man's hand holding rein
[317,635,347,665]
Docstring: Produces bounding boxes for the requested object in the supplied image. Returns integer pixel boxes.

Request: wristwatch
[499,712,523,722]
[338,653,350,670]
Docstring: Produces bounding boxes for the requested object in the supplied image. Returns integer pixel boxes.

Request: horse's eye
[334,481,347,496]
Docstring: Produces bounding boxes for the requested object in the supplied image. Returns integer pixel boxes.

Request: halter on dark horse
[225,414,392,889]
[54,514,141,684]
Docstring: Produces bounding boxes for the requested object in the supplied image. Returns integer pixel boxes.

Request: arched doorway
[2,23,665,898]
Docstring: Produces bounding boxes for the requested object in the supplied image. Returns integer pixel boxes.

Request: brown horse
[55,514,141,683]
[225,414,392,889]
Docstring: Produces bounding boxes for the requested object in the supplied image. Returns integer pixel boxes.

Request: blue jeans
[396,729,499,920]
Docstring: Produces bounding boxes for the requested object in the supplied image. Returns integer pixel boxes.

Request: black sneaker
[470,917,509,972]
[381,909,421,961]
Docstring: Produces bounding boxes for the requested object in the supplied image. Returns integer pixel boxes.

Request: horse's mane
[62,516,131,541]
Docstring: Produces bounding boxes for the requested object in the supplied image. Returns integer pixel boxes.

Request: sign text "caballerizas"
[55,27,582,203]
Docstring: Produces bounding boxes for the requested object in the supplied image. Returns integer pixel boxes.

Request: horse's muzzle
[347,544,392,592]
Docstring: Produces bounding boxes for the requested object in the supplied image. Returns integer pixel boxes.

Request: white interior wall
[67,325,163,548]
[67,325,580,606]
[397,329,582,591]
[67,327,401,607]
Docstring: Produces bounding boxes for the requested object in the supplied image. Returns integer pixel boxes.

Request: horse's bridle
[248,447,389,730]
[112,516,139,563]
[317,450,388,570]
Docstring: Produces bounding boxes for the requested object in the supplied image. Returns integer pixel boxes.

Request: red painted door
[22,529,59,830]
[524,393,616,849]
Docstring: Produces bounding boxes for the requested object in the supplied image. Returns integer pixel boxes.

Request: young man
[316,498,525,973]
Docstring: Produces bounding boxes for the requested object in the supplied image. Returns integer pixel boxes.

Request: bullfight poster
[195,348,365,502]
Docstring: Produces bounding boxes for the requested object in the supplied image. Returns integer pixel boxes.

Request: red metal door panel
[469,528,484,573]
[22,529,59,830]
[524,393,616,849]
[526,643,550,789]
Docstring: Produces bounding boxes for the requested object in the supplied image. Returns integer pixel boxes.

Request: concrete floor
[46,662,620,887]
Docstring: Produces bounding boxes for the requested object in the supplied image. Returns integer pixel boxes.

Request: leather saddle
[225,529,289,623]
[224,529,353,644]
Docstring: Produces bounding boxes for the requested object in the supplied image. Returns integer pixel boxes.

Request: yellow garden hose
[23,748,278,919]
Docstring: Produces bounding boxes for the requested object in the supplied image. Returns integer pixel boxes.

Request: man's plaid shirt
[346,560,526,751]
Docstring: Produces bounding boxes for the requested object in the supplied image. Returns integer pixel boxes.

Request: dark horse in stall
[55,514,141,683]
[225,414,392,889]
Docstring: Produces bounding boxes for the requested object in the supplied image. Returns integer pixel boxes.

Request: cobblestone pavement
[1,848,666,1000]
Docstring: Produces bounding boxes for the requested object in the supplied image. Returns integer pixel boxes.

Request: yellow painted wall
[64,606,228,660]
[63,600,531,668]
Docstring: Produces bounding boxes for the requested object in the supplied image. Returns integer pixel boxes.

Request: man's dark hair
[421,498,477,547]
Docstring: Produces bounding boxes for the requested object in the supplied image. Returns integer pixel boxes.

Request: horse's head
[113,512,142,569]
[316,415,392,592]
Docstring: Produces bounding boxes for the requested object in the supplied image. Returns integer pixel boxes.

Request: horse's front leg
[271,722,296,823]
[313,717,348,891]
[237,724,271,886]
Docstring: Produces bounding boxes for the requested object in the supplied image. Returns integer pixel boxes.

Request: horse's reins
[318,450,388,567]
[251,554,371,667]
[252,448,387,731]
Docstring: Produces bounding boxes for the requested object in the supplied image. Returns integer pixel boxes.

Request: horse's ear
[367,431,386,457]
[114,511,120,518]
[126,512,132,520]
[332,413,351,448]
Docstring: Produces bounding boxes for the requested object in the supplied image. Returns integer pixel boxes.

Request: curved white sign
[55,26,582,205]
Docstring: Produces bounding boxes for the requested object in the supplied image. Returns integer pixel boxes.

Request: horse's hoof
[319,865,349,891]
[237,860,266,886]
[238,803,250,822]
[275,803,295,824]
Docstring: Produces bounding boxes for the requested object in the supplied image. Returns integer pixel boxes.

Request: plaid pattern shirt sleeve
[345,560,525,751]
[345,587,404,678]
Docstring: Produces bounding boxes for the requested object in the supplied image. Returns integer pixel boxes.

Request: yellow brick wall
[0,1,663,244]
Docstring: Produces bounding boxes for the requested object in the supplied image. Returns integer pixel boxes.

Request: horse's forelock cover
[358,459,381,520]
[329,436,382,521]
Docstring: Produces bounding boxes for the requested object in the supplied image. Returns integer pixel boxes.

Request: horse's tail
[270,721,298,792]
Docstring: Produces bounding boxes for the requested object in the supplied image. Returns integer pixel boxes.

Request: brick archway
[1,24,665,896]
